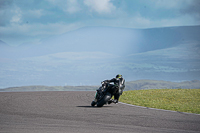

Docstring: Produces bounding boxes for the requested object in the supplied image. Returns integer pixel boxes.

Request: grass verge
[119,89,200,114]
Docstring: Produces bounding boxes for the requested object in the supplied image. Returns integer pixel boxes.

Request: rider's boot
[108,99,114,104]
[113,99,118,104]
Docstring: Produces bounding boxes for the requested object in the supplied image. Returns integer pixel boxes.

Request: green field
[119,89,200,114]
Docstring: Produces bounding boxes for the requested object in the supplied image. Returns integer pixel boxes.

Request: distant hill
[0,80,199,92]
[0,25,200,88]
[0,85,97,92]
[2,25,200,58]
[32,26,200,56]
[125,80,200,90]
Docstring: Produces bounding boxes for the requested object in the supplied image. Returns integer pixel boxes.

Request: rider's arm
[103,78,115,83]
[108,78,116,83]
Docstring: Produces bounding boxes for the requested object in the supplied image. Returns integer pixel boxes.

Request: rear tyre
[97,93,111,107]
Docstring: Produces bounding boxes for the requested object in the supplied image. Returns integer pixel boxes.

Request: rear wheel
[97,93,111,107]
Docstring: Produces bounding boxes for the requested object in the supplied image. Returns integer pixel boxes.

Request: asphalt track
[0,91,200,133]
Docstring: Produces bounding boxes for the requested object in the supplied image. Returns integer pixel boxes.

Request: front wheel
[91,101,96,106]
[97,93,111,107]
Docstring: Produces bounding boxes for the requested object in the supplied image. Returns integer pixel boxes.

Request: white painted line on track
[118,102,200,116]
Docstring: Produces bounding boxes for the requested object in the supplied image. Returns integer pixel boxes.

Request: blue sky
[0,0,200,46]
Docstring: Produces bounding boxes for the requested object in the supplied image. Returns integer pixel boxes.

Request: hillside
[1,26,200,58]
[125,80,200,90]
[1,80,199,92]
[0,26,200,88]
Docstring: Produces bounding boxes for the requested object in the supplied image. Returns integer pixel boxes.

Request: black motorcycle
[91,81,119,107]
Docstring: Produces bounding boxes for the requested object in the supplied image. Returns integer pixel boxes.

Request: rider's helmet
[116,74,122,78]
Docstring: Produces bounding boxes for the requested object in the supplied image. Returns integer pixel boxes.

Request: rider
[104,74,125,104]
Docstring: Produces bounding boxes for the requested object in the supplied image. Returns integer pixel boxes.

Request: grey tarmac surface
[0,91,200,133]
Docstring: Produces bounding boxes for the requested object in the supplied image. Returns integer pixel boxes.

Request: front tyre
[91,101,96,106]
[97,93,111,107]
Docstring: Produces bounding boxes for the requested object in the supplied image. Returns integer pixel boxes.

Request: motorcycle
[91,81,119,107]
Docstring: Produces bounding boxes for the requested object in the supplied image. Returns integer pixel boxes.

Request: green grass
[119,89,200,114]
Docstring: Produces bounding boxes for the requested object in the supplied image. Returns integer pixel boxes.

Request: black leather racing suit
[104,77,125,101]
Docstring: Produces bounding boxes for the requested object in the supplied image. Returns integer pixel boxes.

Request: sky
[0,0,200,46]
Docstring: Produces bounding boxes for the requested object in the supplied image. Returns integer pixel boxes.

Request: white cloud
[10,6,22,23]
[91,12,200,29]
[66,0,81,13]
[0,22,84,45]
[152,0,193,9]
[28,9,44,18]
[157,14,200,27]
[84,0,116,14]
[1,0,199,46]
[130,13,199,28]
[46,0,81,14]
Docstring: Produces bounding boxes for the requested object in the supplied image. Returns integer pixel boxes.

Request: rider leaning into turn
[104,74,125,104]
